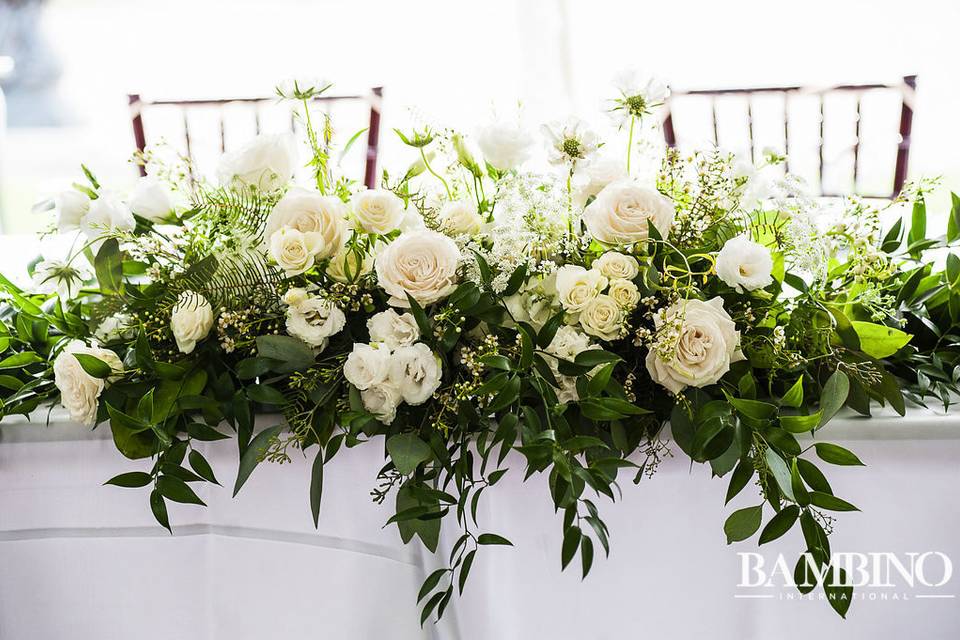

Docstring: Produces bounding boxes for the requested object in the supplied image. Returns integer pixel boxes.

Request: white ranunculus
[476,120,533,171]
[56,190,91,233]
[715,235,774,293]
[582,180,675,246]
[326,245,374,283]
[645,297,745,394]
[546,325,592,361]
[574,155,628,207]
[269,227,324,276]
[284,292,346,349]
[608,278,641,309]
[31,259,91,300]
[367,309,420,350]
[439,200,483,237]
[343,343,391,390]
[388,342,442,405]
[169,291,214,355]
[217,133,298,192]
[555,265,608,313]
[265,187,349,260]
[128,177,177,222]
[375,230,461,307]
[80,193,135,244]
[361,383,402,424]
[579,294,625,341]
[351,189,406,235]
[53,340,123,426]
[594,251,640,280]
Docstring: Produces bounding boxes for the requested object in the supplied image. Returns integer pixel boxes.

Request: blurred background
[1,0,959,233]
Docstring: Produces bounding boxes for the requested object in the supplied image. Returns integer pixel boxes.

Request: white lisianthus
[476,120,533,171]
[56,190,91,233]
[546,325,593,361]
[31,259,91,300]
[326,245,374,283]
[504,272,558,330]
[128,177,177,222]
[283,289,346,349]
[265,187,349,260]
[269,227,324,276]
[94,314,133,342]
[361,383,402,424]
[715,235,774,293]
[645,297,745,394]
[367,309,420,350]
[375,230,461,307]
[217,133,298,191]
[542,117,600,167]
[582,180,675,246]
[574,155,627,207]
[169,291,214,355]
[351,189,406,235]
[555,265,608,313]
[388,342,442,405]
[439,200,483,237]
[608,279,641,309]
[579,294,625,341]
[343,343,391,390]
[594,251,640,280]
[80,193,135,244]
[53,340,123,426]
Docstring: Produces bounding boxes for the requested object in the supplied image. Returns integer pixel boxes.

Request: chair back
[662,76,916,198]
[128,87,383,189]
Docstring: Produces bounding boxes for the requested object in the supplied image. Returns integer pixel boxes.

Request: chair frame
[128,87,383,189]
[662,75,916,199]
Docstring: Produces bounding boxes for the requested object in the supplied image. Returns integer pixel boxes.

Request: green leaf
[405,293,432,337]
[310,449,324,527]
[73,353,114,379]
[503,263,527,296]
[233,424,284,496]
[797,459,832,494]
[0,352,42,369]
[574,350,621,368]
[477,533,512,546]
[188,450,219,485]
[764,448,796,502]
[724,505,763,544]
[780,377,804,408]
[725,460,754,504]
[386,433,432,475]
[187,422,230,441]
[825,566,853,617]
[94,238,124,294]
[561,525,582,570]
[150,489,171,533]
[255,335,315,372]
[850,321,912,359]
[418,568,447,603]
[809,491,859,511]
[246,383,287,406]
[459,549,476,594]
[727,396,778,420]
[780,411,822,434]
[948,192,960,243]
[156,475,205,505]
[815,442,865,466]
[537,311,566,348]
[104,471,152,488]
[759,505,800,544]
[819,370,850,427]
[580,535,595,579]
[907,196,926,252]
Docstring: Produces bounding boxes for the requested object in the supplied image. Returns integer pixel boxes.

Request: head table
[0,406,957,640]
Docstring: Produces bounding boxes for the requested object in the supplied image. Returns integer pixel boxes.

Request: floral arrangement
[2,75,960,623]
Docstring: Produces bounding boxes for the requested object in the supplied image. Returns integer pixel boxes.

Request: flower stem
[626,116,636,174]
[420,147,452,199]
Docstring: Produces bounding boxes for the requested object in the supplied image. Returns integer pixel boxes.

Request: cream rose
[555,265,608,313]
[351,189,406,235]
[375,230,461,307]
[579,294,625,341]
[269,227,324,276]
[283,289,346,349]
[645,297,745,394]
[715,235,774,293]
[361,383,402,424]
[594,251,640,280]
[367,309,420,350]
[53,341,123,426]
[343,343,391,390]
[129,177,177,222]
[56,190,91,233]
[170,291,214,354]
[388,342,443,405]
[265,188,349,260]
[608,279,641,309]
[217,133,297,192]
[476,120,533,171]
[582,180,675,246]
[439,200,483,237]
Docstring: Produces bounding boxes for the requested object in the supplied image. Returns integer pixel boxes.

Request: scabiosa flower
[607,69,669,127]
[541,117,600,168]
[31,259,92,300]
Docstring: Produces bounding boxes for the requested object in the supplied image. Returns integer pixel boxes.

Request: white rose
[715,235,774,293]
[476,120,533,171]
[269,227,324,276]
[582,180,675,246]
[169,291,214,354]
[351,189,406,235]
[579,294,625,341]
[608,279,641,309]
[645,297,745,394]
[555,265,607,312]
[265,187,349,260]
[326,245,374,283]
[376,230,461,307]
[80,193,135,244]
[574,155,627,207]
[361,383,402,424]
[439,200,483,237]
[594,251,639,280]
[217,133,298,191]
[128,177,177,222]
[56,190,90,233]
[388,342,443,405]
[367,309,420,350]
[546,325,592,361]
[53,340,123,426]
[285,295,346,349]
[343,343,391,390]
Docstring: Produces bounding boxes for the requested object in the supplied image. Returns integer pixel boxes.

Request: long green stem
[420,148,452,199]
[626,116,636,174]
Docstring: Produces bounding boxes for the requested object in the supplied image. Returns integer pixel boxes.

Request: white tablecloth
[1,407,959,640]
